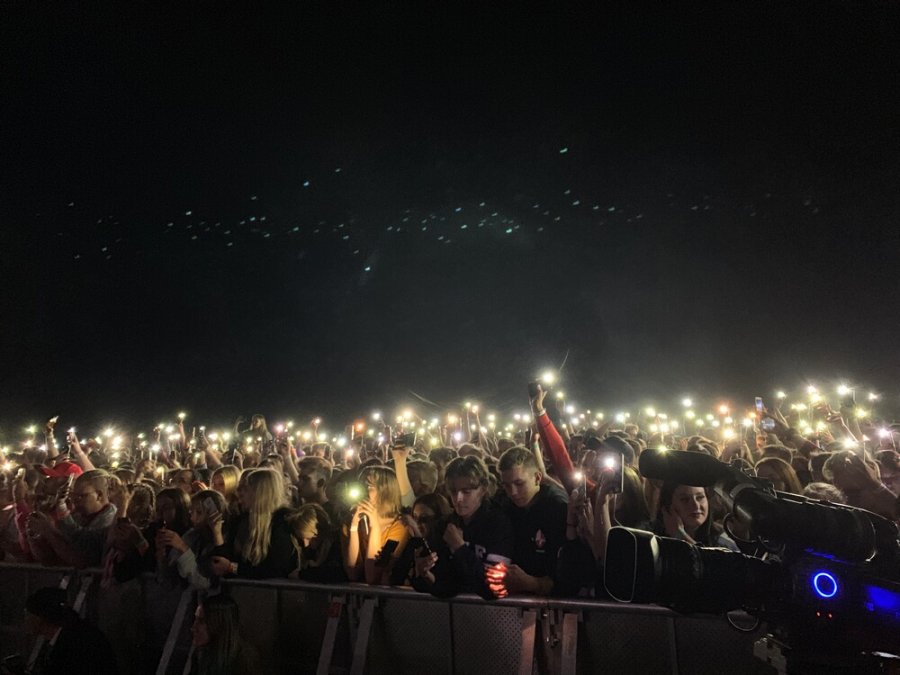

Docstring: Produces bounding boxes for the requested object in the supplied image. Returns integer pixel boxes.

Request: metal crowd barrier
[0,562,773,674]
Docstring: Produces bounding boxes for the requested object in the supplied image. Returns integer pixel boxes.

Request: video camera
[604,448,900,672]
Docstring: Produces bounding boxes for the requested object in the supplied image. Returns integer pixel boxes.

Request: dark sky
[2,3,900,430]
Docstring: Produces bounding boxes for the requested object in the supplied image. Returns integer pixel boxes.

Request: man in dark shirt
[22,587,118,675]
[497,446,569,596]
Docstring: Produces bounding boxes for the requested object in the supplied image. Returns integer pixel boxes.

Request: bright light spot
[718,405,729,415]
[776,391,786,399]
[645,407,656,417]
[837,384,851,396]
[541,371,556,385]
[682,398,693,408]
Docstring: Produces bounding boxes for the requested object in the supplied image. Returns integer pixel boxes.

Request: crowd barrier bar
[0,562,770,674]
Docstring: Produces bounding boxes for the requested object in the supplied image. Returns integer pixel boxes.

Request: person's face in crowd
[156,495,176,526]
[408,472,428,498]
[412,503,438,538]
[446,477,486,521]
[189,501,208,528]
[72,480,105,517]
[668,486,708,533]
[191,606,209,647]
[297,521,319,549]
[212,473,227,496]
[755,463,786,492]
[499,465,541,508]
[297,470,320,500]
[171,470,193,494]
[880,466,900,496]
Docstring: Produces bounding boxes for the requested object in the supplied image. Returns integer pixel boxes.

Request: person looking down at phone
[210,468,297,579]
[412,456,513,600]
[653,482,738,550]
[342,465,409,585]
[285,503,346,583]
[496,446,568,596]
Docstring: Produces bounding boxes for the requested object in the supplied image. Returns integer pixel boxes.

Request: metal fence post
[519,608,537,675]
[349,596,377,675]
[316,593,346,675]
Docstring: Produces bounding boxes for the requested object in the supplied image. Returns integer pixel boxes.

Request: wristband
[534,409,546,417]
[350,526,359,533]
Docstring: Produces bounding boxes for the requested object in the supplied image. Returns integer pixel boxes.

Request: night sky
[2,4,900,430]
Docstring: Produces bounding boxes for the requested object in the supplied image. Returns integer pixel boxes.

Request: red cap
[38,462,84,479]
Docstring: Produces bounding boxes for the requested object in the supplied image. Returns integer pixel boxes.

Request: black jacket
[499,482,569,583]
[412,500,514,600]
[41,613,118,675]
[213,507,298,579]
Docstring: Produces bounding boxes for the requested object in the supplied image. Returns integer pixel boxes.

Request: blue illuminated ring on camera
[812,572,838,599]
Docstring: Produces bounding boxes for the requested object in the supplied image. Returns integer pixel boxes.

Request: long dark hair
[654,481,721,546]
[194,595,250,675]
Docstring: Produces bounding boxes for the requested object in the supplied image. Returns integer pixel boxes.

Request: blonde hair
[243,469,286,566]
[360,465,402,518]
[77,469,111,500]
[212,465,241,499]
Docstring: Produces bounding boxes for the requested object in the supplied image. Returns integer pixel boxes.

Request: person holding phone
[157,489,227,590]
[342,465,409,585]
[496,446,568,596]
[412,456,513,600]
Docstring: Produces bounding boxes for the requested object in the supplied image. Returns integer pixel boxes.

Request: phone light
[717,405,729,415]
[776,391,786,399]
[644,407,656,417]
[556,391,565,400]
[603,457,616,469]
[452,431,462,442]
[565,405,575,415]
[812,572,838,599]
[868,392,879,401]
[615,413,626,423]
[573,471,584,481]
[682,398,693,408]
[348,486,362,501]
[836,384,851,396]
[879,428,891,439]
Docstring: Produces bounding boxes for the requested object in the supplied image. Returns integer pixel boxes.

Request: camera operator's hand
[414,550,437,584]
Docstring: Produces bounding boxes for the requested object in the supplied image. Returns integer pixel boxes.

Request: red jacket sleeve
[536,412,597,496]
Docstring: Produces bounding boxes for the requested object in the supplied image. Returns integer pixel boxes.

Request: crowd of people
[2,384,900,673]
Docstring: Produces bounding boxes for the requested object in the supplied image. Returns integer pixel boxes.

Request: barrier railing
[0,562,772,674]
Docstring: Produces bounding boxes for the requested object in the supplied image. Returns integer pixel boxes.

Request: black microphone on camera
[639,448,744,487]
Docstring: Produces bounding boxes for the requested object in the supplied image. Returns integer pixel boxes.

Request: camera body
[605,449,900,665]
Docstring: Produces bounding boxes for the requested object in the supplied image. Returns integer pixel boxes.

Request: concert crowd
[2,383,899,674]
